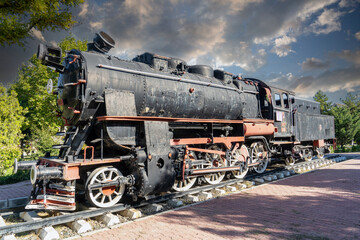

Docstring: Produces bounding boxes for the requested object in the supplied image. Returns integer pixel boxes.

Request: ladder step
[56,131,76,136]
[90,138,102,144]
[52,144,70,149]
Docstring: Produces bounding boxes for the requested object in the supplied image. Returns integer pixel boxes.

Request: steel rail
[0,167,279,236]
[136,167,282,204]
[0,204,129,235]
[0,155,340,236]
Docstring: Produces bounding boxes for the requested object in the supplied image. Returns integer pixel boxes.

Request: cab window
[282,93,289,108]
[275,93,281,107]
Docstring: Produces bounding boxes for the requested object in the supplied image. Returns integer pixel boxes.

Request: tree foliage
[10,35,87,158]
[341,93,360,115]
[0,35,87,173]
[0,0,83,46]
[0,86,25,175]
[315,91,360,147]
[330,105,360,147]
[11,55,61,134]
[59,35,88,53]
[341,93,360,145]
[313,90,332,114]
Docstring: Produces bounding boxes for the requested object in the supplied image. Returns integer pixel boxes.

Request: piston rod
[87,175,135,190]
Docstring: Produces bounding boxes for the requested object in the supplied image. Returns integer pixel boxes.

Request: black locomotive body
[16,32,335,210]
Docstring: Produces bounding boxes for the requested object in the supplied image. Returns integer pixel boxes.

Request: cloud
[269,72,295,83]
[339,0,360,8]
[78,1,89,17]
[290,65,360,97]
[331,50,360,65]
[211,42,267,71]
[89,21,103,30]
[355,32,360,40]
[77,0,345,72]
[272,36,297,57]
[30,28,45,42]
[301,57,330,70]
[310,9,343,34]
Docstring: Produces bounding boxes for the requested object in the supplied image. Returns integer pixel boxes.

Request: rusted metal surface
[243,122,275,136]
[170,136,244,149]
[84,146,94,162]
[38,157,122,167]
[187,147,226,156]
[29,199,75,207]
[63,165,80,181]
[313,139,325,148]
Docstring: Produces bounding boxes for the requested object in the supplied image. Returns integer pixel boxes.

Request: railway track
[0,155,347,240]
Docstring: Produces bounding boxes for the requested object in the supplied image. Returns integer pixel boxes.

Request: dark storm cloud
[290,65,360,97]
[301,57,330,70]
[77,0,340,71]
[0,0,356,91]
[293,49,360,97]
[0,45,35,86]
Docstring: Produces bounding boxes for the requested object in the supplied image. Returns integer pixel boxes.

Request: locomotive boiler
[15,32,335,211]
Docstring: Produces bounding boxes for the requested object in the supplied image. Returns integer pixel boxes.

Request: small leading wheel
[204,145,227,185]
[86,166,125,208]
[231,145,249,179]
[172,151,198,192]
[251,142,269,174]
[285,156,296,166]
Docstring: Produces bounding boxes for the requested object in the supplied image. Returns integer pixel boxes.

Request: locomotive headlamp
[37,44,64,73]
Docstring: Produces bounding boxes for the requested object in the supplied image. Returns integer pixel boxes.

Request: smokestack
[87,31,115,54]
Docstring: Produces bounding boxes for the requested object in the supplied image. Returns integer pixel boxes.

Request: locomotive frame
[15,32,335,211]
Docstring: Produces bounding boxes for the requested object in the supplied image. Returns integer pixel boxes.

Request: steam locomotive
[15,32,335,211]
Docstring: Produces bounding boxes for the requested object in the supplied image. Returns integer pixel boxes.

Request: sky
[0,0,359,103]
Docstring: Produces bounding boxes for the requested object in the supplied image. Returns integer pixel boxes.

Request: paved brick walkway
[0,180,32,200]
[83,158,360,240]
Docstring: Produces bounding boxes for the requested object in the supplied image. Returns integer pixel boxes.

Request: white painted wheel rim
[87,167,125,208]
[204,146,226,185]
[231,145,249,179]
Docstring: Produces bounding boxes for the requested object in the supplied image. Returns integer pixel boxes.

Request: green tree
[11,35,87,158]
[331,105,360,148]
[0,86,25,175]
[59,35,88,53]
[12,55,61,133]
[341,92,360,114]
[341,93,360,145]
[0,0,83,46]
[313,90,332,114]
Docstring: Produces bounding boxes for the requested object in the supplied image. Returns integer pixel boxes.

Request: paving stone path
[84,157,360,240]
[0,180,32,201]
